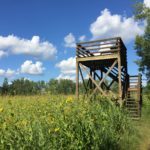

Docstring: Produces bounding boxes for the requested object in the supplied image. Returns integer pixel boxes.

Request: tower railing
[76,37,126,59]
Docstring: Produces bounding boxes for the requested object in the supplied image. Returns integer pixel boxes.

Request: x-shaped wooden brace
[79,59,118,98]
[79,63,106,96]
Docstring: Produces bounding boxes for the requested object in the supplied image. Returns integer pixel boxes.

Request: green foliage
[143,83,150,94]
[0,78,76,96]
[1,78,9,95]
[134,1,150,81]
[47,79,75,95]
[9,78,39,95]
[0,95,134,149]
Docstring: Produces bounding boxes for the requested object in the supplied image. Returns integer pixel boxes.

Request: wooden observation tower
[76,37,142,117]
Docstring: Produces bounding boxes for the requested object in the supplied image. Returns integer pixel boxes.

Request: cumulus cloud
[56,57,76,80]
[21,60,45,75]
[56,57,76,74]
[79,35,86,41]
[0,35,57,60]
[0,50,8,58]
[64,33,76,48]
[56,74,76,80]
[90,9,144,43]
[144,0,150,8]
[0,68,16,77]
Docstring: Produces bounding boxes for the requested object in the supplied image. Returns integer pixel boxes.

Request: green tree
[47,79,76,95]
[1,78,9,95]
[47,79,59,94]
[134,2,150,82]
[58,79,75,94]
[9,78,41,95]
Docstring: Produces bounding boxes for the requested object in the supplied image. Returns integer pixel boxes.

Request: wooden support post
[90,69,92,89]
[79,65,87,93]
[138,73,142,116]
[118,44,122,103]
[101,70,103,90]
[93,70,96,89]
[76,61,79,99]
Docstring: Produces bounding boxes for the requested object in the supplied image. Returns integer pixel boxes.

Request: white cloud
[0,35,57,60]
[56,57,76,80]
[79,35,86,41]
[144,0,150,8]
[0,68,16,77]
[21,60,45,75]
[57,74,75,80]
[56,57,76,74]
[0,69,5,76]
[64,33,76,48]
[0,50,8,58]
[90,9,144,43]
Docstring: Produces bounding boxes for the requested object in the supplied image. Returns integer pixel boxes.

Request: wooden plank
[90,60,118,97]
[128,88,138,91]
[76,37,121,45]
[76,54,118,62]
[79,64,106,95]
[100,67,118,82]
[76,61,79,98]
[76,50,86,57]
[79,65,87,93]
[94,71,108,89]
[80,42,117,48]
[82,47,119,51]
[77,45,94,55]
[90,69,92,89]
[118,41,122,100]
[77,48,93,57]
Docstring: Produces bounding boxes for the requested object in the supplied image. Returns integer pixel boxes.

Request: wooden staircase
[125,74,142,119]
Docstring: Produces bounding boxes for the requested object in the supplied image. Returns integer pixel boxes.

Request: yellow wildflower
[66,96,73,103]
[54,127,60,132]
[0,107,4,112]
[48,129,51,133]
[21,120,28,126]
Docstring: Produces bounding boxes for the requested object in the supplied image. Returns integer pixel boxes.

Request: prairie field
[0,95,149,150]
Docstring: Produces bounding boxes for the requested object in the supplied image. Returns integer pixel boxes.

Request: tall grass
[0,95,135,149]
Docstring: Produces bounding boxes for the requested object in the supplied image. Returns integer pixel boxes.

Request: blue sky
[0,0,148,84]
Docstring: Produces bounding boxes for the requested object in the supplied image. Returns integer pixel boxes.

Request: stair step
[126,106,139,109]
[126,75,142,120]
[126,99,138,103]
[128,114,140,117]
[126,99,137,101]
[126,99,138,101]
[130,117,140,120]
[127,108,139,111]
[127,97,136,99]
[127,107,139,110]
[126,101,138,104]
[126,104,138,106]
[127,111,139,114]
[128,88,138,91]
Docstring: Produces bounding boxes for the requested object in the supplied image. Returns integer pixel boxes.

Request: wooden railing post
[138,73,142,116]
[117,38,122,103]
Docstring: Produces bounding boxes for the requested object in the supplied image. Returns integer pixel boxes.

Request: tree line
[0,77,149,96]
[0,78,78,95]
